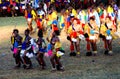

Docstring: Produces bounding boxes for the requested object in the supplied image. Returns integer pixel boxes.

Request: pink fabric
[48,50,53,56]
[13,48,18,54]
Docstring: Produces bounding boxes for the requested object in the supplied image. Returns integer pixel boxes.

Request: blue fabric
[61,23,65,27]
[46,0,50,2]
[28,13,32,18]
[33,0,39,9]
[14,41,18,48]
[106,29,111,35]
[90,29,95,35]
[94,11,100,27]
[111,13,115,17]
[22,42,26,50]
[52,20,58,25]
[47,43,52,51]
[39,18,42,22]
[118,9,120,21]
[67,17,70,22]
[39,48,47,53]
[0,4,2,7]
[3,1,9,6]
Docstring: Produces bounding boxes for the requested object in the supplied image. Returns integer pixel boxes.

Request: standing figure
[100,16,117,55]
[36,31,47,69]
[67,18,82,56]
[21,29,33,69]
[11,29,23,68]
[25,4,33,33]
[84,17,99,56]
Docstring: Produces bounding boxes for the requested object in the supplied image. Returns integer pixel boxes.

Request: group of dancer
[10,1,120,71]
[11,28,65,71]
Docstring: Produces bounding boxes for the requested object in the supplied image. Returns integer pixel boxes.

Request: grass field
[0,17,120,79]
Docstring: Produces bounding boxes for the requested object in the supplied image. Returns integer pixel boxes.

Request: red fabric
[102,38,107,49]
[70,31,77,38]
[79,30,84,35]
[67,22,70,29]
[86,38,91,51]
[7,7,11,13]
[86,38,90,41]
[10,0,13,5]
[53,25,58,31]
[84,0,88,4]
[82,23,85,28]
[87,42,90,51]
[100,14,104,19]
[70,43,74,51]
[37,20,42,29]
[56,48,60,51]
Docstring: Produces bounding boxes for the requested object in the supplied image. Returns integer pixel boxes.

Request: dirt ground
[0,17,120,79]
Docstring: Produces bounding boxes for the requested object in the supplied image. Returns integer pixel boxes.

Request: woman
[67,18,82,56]
[100,16,116,55]
[84,16,99,56]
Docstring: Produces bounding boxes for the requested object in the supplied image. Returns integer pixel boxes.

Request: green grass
[0,17,120,79]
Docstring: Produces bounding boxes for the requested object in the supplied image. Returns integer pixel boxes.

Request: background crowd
[0,0,120,17]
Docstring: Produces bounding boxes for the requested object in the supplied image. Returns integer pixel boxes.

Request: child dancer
[11,29,23,68]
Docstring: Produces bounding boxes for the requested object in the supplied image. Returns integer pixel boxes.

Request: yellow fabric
[51,11,57,20]
[60,15,64,29]
[72,9,77,17]
[51,0,55,3]
[100,24,107,36]
[11,36,14,45]
[84,24,99,37]
[66,10,68,13]
[55,42,62,49]
[84,24,90,34]
[0,0,2,4]
[67,26,73,34]
[16,0,19,3]
[82,10,86,16]
[111,31,118,39]
[107,6,113,13]
[100,24,117,39]
[40,15,42,19]
[31,10,37,20]
[22,37,25,42]
[97,7,101,13]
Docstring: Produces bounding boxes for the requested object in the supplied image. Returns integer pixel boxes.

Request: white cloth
[37,10,45,16]
[71,38,77,42]
[106,35,112,40]
[20,50,25,57]
[89,36,96,40]
[79,34,85,40]
[22,6,26,9]
[27,18,32,22]
[2,6,7,9]
[15,6,19,10]
[26,53,34,58]
[57,51,64,56]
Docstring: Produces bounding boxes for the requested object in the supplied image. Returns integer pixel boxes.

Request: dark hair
[25,29,30,34]
[38,29,43,37]
[13,29,19,33]
[106,16,111,20]
[90,16,95,21]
